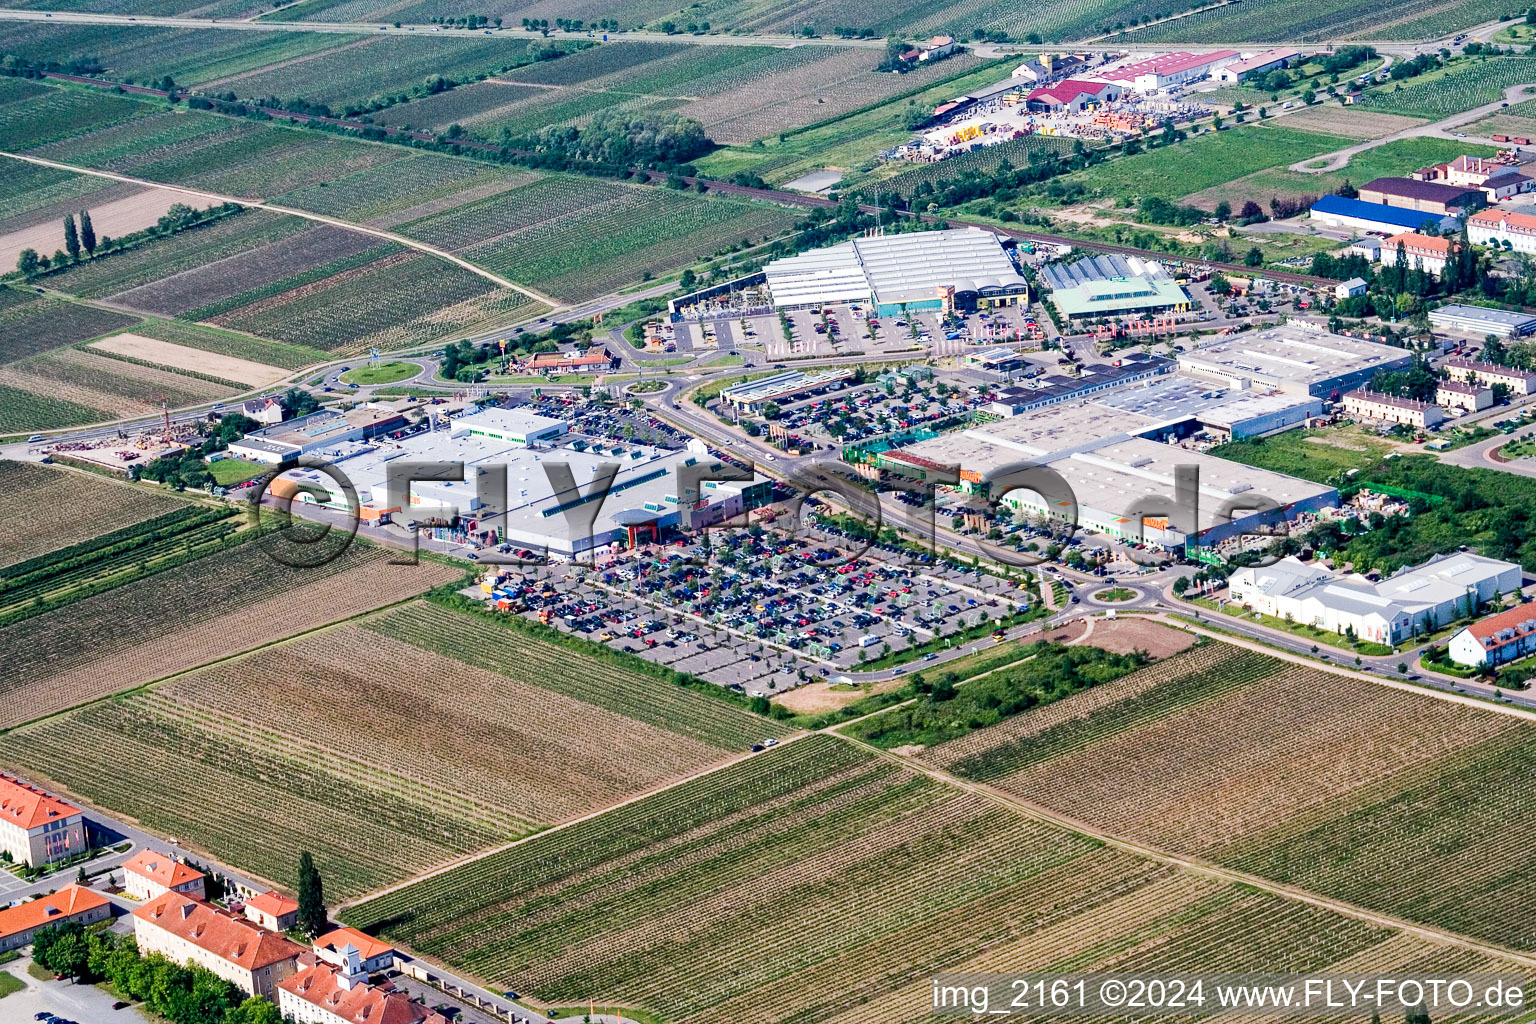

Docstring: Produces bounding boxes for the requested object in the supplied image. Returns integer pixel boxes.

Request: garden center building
[762,227,1030,316]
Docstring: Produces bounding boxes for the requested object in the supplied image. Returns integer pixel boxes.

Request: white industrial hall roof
[762,227,1026,309]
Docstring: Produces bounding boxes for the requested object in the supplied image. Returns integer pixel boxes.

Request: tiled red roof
[0,775,81,831]
[1467,603,1536,650]
[1027,79,1115,105]
[134,893,304,970]
[246,891,299,917]
[124,850,204,888]
[280,964,447,1024]
[316,926,396,962]
[0,885,109,940]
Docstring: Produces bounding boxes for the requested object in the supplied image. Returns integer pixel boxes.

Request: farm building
[1228,553,1521,646]
[1357,177,1485,216]
[1445,354,1536,391]
[0,885,111,953]
[1176,323,1414,399]
[1468,207,1536,255]
[1024,79,1122,112]
[1379,232,1458,277]
[1342,389,1446,429]
[1308,195,1456,234]
[1346,237,1382,260]
[1094,50,1240,92]
[0,774,87,868]
[1448,602,1536,667]
[123,849,206,901]
[1039,254,1190,320]
[762,228,1029,317]
[133,892,306,997]
[1214,48,1301,83]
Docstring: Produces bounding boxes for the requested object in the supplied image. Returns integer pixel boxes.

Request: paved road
[1289,83,1536,173]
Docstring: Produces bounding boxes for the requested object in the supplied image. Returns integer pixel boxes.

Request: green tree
[1244,247,1264,267]
[63,214,80,261]
[1213,200,1231,221]
[16,247,39,276]
[297,851,327,937]
[79,209,96,254]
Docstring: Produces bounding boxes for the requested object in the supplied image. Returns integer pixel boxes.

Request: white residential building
[1448,602,1536,667]
[0,775,87,868]
[1444,356,1536,395]
[1342,389,1447,429]
[1228,553,1523,646]
[122,849,206,902]
[1436,380,1494,413]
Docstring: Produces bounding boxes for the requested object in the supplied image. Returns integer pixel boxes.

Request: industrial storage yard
[7,6,1536,1024]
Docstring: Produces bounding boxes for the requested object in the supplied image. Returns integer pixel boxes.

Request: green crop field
[0,160,123,226]
[1185,136,1498,208]
[341,733,1521,1024]
[1364,57,1536,118]
[1063,123,1351,204]
[277,154,529,223]
[208,34,588,113]
[9,348,239,420]
[0,23,364,87]
[926,641,1536,951]
[0,87,153,152]
[207,249,546,352]
[0,384,110,433]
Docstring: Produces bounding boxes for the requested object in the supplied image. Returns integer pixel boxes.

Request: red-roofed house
[133,892,304,997]
[123,850,206,901]
[0,885,112,953]
[527,349,612,374]
[1379,232,1459,277]
[1025,79,1123,112]
[244,890,300,933]
[1095,50,1239,91]
[0,775,87,868]
[279,960,448,1024]
[314,926,397,974]
[1449,603,1536,667]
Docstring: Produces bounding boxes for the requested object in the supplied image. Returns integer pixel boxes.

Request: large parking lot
[472,529,1038,689]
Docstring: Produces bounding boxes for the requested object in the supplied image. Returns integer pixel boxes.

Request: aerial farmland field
[0,541,460,730]
[927,642,1536,950]
[0,461,186,569]
[342,734,1527,1024]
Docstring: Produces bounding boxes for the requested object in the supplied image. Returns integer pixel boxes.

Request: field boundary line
[833,730,1536,970]
[335,728,816,914]
[0,151,564,309]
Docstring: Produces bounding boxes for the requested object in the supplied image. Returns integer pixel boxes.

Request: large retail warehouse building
[762,227,1030,316]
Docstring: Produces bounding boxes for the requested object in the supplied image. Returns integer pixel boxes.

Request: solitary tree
[63,214,80,261]
[16,248,39,276]
[297,851,327,937]
[79,209,96,255]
